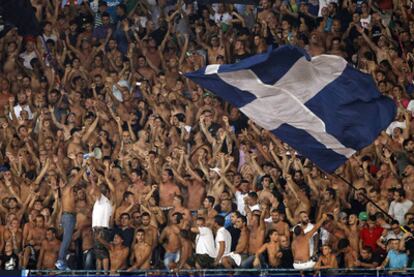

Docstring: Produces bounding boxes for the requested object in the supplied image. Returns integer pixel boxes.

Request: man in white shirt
[213,215,232,266]
[389,189,413,225]
[213,3,232,25]
[91,183,114,271]
[18,40,37,70]
[191,217,216,268]
[11,92,33,120]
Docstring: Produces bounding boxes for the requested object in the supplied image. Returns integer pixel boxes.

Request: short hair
[248,191,258,199]
[337,238,350,250]
[326,188,337,199]
[391,219,400,226]
[214,215,225,227]
[173,212,183,224]
[396,188,406,198]
[165,168,174,178]
[268,229,278,237]
[206,196,215,206]
[47,227,57,235]
[123,191,133,200]
[196,217,206,223]
[70,127,82,136]
[120,213,130,219]
[237,215,247,224]
[136,228,145,234]
[293,225,302,236]
[141,212,150,218]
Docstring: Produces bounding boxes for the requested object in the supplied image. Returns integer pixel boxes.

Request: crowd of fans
[0,0,414,273]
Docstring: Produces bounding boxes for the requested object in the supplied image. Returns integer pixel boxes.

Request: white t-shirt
[389,200,413,225]
[215,227,232,258]
[12,104,33,120]
[302,223,329,256]
[196,227,216,258]
[235,191,248,215]
[386,120,406,135]
[19,51,37,70]
[92,194,113,228]
[213,12,232,24]
[406,100,414,115]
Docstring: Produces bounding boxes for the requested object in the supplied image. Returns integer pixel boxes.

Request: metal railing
[24,268,414,276]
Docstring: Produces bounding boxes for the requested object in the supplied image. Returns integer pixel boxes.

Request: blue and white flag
[185,46,396,173]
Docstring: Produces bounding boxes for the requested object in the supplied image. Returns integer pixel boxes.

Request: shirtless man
[240,208,266,268]
[23,214,46,268]
[159,212,182,270]
[258,175,278,207]
[266,209,290,239]
[254,230,282,268]
[203,196,218,229]
[292,214,327,270]
[97,233,129,274]
[222,215,249,268]
[159,169,181,208]
[56,169,84,270]
[128,229,152,271]
[37,228,60,269]
[141,212,158,250]
[315,244,338,270]
[168,195,191,223]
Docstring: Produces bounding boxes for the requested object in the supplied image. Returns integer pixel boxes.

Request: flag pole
[334,174,409,233]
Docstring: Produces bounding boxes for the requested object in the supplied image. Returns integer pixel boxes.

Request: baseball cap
[359,211,368,221]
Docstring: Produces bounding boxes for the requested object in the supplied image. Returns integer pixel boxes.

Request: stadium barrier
[24,268,414,276]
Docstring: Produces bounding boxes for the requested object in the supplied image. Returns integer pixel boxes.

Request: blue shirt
[387,250,408,269]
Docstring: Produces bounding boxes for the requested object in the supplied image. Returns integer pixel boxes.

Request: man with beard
[292,214,327,270]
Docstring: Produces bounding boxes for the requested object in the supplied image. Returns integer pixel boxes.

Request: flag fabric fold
[185,45,396,173]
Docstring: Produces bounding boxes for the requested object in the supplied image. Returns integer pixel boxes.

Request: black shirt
[113,226,135,248]
[279,248,294,268]
[0,253,19,270]
[226,225,241,252]
[348,199,367,215]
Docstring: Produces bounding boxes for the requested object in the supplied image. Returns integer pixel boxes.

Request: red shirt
[360,226,383,251]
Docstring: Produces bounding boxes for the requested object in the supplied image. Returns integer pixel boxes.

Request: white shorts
[293,260,316,270]
[222,252,242,266]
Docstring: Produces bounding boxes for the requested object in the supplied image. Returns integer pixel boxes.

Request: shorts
[195,254,215,268]
[223,252,242,266]
[93,228,111,260]
[293,260,316,270]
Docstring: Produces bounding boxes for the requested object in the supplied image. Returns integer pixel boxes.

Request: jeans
[163,251,179,270]
[58,213,76,263]
[83,249,96,270]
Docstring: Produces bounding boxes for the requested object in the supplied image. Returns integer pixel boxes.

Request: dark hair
[206,196,215,206]
[141,212,150,218]
[165,168,174,178]
[237,215,247,224]
[120,213,130,219]
[396,188,406,198]
[268,229,278,237]
[214,215,225,227]
[123,191,134,201]
[47,227,57,235]
[136,228,145,234]
[293,225,302,236]
[173,212,184,224]
[391,219,400,226]
[337,238,350,250]
[70,127,82,136]
[248,191,258,199]
[326,188,336,199]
